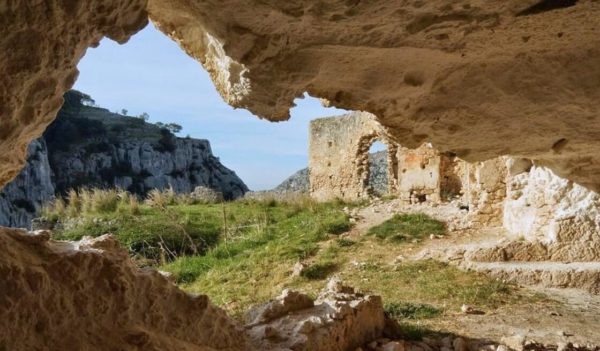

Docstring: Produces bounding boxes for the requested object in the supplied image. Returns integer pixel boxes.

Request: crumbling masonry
[309,112,464,204]
[310,112,600,292]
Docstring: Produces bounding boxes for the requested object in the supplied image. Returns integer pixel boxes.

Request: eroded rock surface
[147,0,600,191]
[246,278,386,351]
[4,1,600,192]
[0,228,247,351]
[0,0,148,188]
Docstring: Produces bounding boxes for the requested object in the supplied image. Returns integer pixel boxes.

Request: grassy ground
[368,213,446,242]
[46,191,549,331]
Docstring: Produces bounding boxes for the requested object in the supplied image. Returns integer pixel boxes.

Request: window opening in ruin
[366,140,389,197]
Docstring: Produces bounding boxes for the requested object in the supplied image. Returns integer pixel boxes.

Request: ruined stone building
[310,112,600,289]
[309,112,464,204]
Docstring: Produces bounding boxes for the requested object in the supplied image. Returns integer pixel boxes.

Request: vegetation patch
[300,262,338,280]
[384,302,442,320]
[336,238,356,247]
[43,189,547,322]
[368,213,445,242]
[345,260,517,310]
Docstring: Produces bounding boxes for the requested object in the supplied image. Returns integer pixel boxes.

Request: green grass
[51,193,350,267]
[300,262,338,280]
[157,201,351,315]
[345,260,515,309]
[368,213,445,242]
[47,192,548,323]
[396,322,446,341]
[385,302,442,320]
[336,238,356,247]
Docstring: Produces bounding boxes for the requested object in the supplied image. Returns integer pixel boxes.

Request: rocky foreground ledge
[0,228,598,351]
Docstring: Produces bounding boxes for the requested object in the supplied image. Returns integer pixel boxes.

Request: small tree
[165,123,182,134]
[121,109,128,116]
[155,122,165,128]
[138,112,150,121]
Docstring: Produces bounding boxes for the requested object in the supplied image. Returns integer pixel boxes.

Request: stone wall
[397,144,443,204]
[463,158,509,227]
[309,112,395,201]
[309,112,464,203]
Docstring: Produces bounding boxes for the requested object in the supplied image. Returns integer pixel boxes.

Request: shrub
[146,188,177,208]
[300,262,338,280]
[368,213,445,242]
[90,189,120,213]
[384,302,442,320]
[154,128,177,153]
[66,189,81,217]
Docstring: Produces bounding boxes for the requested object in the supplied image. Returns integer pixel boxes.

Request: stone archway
[355,134,398,198]
[309,112,398,201]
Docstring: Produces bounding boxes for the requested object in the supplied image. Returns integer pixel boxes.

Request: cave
[2,1,600,350]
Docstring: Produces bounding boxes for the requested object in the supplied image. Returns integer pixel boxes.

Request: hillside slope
[0,90,248,228]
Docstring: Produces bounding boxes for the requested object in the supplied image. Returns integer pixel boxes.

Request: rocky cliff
[0,139,55,228]
[0,90,248,228]
[274,168,309,193]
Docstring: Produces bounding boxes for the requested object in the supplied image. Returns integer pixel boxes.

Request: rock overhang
[3,0,600,191]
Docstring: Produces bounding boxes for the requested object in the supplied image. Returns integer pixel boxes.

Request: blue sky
[74,23,350,190]
[74,24,345,190]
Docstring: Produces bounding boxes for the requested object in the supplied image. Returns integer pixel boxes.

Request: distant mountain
[274,168,310,193]
[0,90,248,228]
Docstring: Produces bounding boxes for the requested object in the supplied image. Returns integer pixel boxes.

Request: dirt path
[337,199,600,346]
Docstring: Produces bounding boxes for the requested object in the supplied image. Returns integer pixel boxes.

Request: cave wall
[0,139,54,228]
[4,1,600,192]
[146,0,600,192]
[501,165,600,262]
[0,229,248,350]
[0,0,148,189]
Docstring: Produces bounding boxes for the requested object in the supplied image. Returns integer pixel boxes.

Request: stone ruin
[309,112,463,204]
[3,0,600,349]
[311,112,600,292]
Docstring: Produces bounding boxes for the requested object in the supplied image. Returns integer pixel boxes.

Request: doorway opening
[366,140,389,196]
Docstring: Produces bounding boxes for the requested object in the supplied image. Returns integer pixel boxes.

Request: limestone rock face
[0,139,54,228]
[147,0,600,191]
[49,138,247,200]
[274,168,310,193]
[369,151,390,196]
[0,228,247,351]
[501,166,600,262]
